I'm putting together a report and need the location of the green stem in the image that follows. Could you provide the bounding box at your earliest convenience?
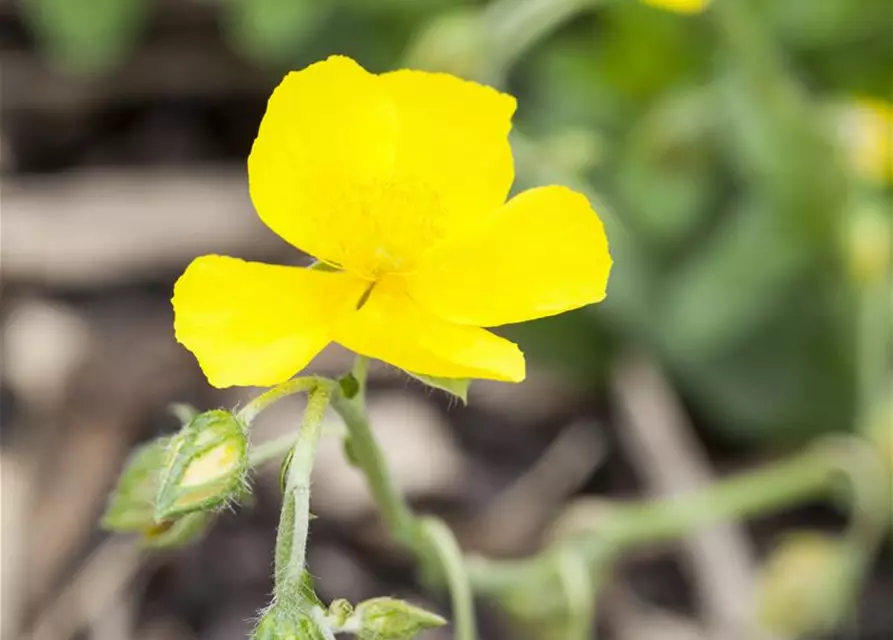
[326,356,883,634]
[599,444,832,549]
[556,548,595,640]
[274,382,333,596]
[420,518,478,640]
[331,359,416,545]
[248,432,299,468]
[468,443,835,595]
[238,376,320,425]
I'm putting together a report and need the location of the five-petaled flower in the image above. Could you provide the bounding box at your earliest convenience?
[172,56,612,388]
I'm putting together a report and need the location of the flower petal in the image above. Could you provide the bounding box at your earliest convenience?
[247,55,400,272]
[333,278,525,382]
[381,69,516,231]
[406,186,612,327]
[248,58,517,277]
[172,255,366,388]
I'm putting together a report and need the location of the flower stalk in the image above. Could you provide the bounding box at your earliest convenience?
[330,357,417,547]
[273,380,333,601]
[239,375,321,425]
[418,517,477,640]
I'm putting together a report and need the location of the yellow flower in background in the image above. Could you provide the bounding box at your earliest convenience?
[639,0,710,14]
[837,98,893,184]
[173,56,612,388]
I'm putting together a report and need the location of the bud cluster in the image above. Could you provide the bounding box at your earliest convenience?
[102,409,249,548]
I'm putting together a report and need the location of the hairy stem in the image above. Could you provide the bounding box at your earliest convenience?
[556,548,595,640]
[238,376,321,425]
[330,358,416,546]
[273,382,332,597]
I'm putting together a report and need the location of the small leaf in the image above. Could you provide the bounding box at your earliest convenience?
[350,597,447,640]
[326,599,354,628]
[338,373,360,399]
[279,447,295,494]
[404,371,470,404]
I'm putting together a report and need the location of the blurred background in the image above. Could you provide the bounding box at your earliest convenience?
[1,0,891,638]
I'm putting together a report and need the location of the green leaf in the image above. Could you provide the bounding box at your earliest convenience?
[404,371,470,404]
[279,447,295,494]
[338,373,361,399]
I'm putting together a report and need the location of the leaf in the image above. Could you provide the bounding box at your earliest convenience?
[338,373,361,399]
[404,371,470,404]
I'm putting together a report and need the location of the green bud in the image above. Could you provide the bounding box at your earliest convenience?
[757,532,856,637]
[326,599,354,629]
[141,511,212,549]
[101,437,170,532]
[253,604,330,640]
[350,597,447,640]
[155,410,248,521]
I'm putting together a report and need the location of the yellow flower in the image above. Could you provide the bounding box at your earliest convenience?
[172,56,612,388]
[837,98,893,184]
[639,0,710,14]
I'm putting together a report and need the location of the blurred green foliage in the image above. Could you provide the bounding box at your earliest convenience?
[22,0,892,447]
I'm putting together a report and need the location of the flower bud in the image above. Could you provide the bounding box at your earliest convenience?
[155,410,248,521]
[326,599,354,629]
[350,597,446,640]
[757,532,855,636]
[101,437,170,532]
